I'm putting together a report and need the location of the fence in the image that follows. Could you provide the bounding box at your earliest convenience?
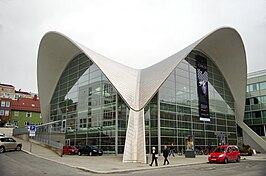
[13,127,64,149]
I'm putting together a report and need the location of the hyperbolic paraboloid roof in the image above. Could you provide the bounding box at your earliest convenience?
[37,27,247,124]
[37,27,266,153]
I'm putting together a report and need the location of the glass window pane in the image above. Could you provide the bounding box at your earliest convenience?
[259,82,266,90]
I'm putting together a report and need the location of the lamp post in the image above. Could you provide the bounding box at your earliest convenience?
[98,126,102,148]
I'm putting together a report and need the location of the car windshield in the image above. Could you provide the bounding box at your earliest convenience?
[90,146,98,149]
[213,147,226,153]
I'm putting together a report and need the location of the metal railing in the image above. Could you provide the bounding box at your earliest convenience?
[34,136,64,148]
[13,127,28,136]
[13,127,64,149]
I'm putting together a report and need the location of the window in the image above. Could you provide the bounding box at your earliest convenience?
[261,96,266,103]
[14,111,19,116]
[249,83,259,92]
[5,101,10,107]
[1,101,5,107]
[253,97,259,104]
[245,98,250,105]
[250,97,260,105]
[255,111,261,118]
[262,110,266,118]
[5,110,9,116]
[227,147,232,152]
[13,120,18,126]
[259,82,266,90]
[24,121,30,126]
[26,112,32,118]
[232,146,239,151]
[0,110,4,116]
[8,138,16,142]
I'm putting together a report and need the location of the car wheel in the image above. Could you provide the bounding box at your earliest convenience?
[224,158,228,164]
[89,152,92,156]
[236,156,240,162]
[78,151,82,156]
[0,146,5,153]
[16,145,21,151]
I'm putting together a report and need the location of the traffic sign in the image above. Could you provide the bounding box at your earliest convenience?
[29,131,35,137]
[29,125,36,131]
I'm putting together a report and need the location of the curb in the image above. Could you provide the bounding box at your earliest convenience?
[76,162,208,174]
[21,149,207,174]
[21,149,266,174]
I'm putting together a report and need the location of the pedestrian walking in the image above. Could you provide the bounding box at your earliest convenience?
[150,147,158,166]
[169,143,175,157]
[163,145,170,165]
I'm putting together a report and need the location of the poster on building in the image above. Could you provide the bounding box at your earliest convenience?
[196,55,210,122]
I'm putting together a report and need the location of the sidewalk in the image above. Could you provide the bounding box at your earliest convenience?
[14,138,266,174]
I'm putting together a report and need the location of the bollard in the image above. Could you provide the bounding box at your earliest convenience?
[146,155,148,164]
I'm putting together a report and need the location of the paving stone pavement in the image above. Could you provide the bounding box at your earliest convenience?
[13,137,266,174]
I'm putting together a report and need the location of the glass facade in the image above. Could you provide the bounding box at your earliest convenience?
[244,70,266,136]
[36,53,129,154]
[145,51,237,153]
[36,50,237,154]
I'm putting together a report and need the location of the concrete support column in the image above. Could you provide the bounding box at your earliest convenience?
[123,109,146,163]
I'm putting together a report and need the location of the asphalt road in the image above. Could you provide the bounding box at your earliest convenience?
[0,151,87,176]
[0,151,265,176]
[116,159,266,176]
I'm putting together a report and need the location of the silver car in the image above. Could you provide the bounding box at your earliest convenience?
[0,133,5,137]
[0,137,22,153]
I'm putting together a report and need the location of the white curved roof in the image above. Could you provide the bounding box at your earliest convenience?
[38,27,266,152]
[38,27,247,123]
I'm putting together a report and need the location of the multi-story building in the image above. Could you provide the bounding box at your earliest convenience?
[0,83,15,100]
[15,89,35,100]
[0,83,15,126]
[10,96,42,128]
[244,69,266,140]
[0,83,39,127]
[36,27,266,163]
[0,98,12,127]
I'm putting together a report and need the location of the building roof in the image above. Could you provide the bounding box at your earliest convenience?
[12,97,41,112]
[247,69,266,79]
[37,27,247,122]
[0,83,15,88]
[15,90,31,95]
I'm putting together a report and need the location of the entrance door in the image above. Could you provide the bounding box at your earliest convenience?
[62,120,66,133]
[65,139,70,146]
[217,132,227,145]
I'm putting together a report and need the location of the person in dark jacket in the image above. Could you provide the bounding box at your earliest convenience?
[169,143,175,157]
[163,145,170,165]
[150,147,158,166]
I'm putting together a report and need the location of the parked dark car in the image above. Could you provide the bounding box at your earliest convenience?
[63,145,78,155]
[78,145,103,156]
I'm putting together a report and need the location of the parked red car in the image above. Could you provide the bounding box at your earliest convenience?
[208,145,240,164]
[63,145,78,155]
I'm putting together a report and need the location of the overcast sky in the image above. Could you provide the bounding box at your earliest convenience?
[0,0,265,93]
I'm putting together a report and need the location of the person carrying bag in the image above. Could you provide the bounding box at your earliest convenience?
[150,147,158,166]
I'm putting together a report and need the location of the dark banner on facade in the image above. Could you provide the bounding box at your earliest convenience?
[196,55,210,122]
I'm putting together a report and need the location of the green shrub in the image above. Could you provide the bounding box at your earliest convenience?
[240,144,253,156]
